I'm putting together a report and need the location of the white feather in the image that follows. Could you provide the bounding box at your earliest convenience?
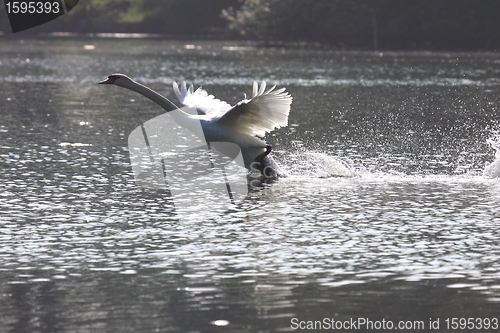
[172,81,231,116]
[217,81,293,137]
[173,81,293,138]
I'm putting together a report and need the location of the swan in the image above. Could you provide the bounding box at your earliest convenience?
[99,74,292,178]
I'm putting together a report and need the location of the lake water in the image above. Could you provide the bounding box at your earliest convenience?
[1,37,500,332]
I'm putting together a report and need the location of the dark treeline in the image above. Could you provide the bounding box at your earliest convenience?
[1,0,499,51]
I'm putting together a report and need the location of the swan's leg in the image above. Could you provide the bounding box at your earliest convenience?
[254,145,273,177]
[255,145,272,164]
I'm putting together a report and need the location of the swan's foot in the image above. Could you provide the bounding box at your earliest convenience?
[255,145,272,164]
[253,145,275,179]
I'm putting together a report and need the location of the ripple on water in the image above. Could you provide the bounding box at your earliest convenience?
[2,139,500,294]
[1,51,500,299]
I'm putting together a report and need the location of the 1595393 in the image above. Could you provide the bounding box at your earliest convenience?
[5,1,60,14]
[445,318,499,330]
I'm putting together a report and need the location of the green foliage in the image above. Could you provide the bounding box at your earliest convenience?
[1,0,499,50]
[222,0,376,43]
[221,0,500,50]
[222,0,273,36]
[113,0,173,23]
[66,0,237,35]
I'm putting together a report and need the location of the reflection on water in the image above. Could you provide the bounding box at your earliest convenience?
[1,38,500,332]
[1,272,499,332]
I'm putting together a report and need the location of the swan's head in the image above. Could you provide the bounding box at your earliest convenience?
[99,74,134,87]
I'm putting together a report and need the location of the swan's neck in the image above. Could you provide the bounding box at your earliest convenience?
[121,80,206,140]
[123,80,179,112]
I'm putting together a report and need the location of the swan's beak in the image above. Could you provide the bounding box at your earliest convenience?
[98,78,113,84]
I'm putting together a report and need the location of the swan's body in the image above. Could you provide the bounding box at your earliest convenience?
[99,74,292,178]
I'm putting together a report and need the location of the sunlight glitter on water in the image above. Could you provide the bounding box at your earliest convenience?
[2,39,500,332]
[4,143,500,289]
[1,89,500,291]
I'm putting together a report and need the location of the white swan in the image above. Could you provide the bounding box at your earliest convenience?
[99,74,292,178]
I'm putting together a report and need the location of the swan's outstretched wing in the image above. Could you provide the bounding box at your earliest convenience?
[173,82,231,116]
[217,81,292,137]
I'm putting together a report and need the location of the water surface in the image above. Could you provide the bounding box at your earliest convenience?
[1,38,500,332]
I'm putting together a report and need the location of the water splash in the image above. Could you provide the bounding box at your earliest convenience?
[275,150,357,178]
[483,134,500,178]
